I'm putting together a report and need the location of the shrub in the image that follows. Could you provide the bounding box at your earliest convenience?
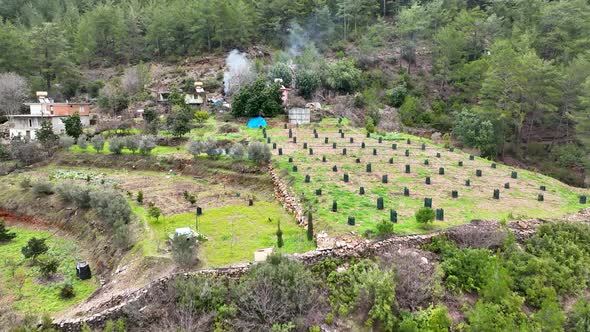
[173,274,228,314]
[231,79,284,117]
[375,220,394,237]
[125,136,139,154]
[248,142,271,164]
[138,135,157,155]
[32,181,54,195]
[166,105,193,137]
[147,203,161,221]
[38,255,60,278]
[219,123,240,133]
[59,136,75,148]
[10,139,48,165]
[567,297,590,331]
[268,62,293,87]
[296,69,321,100]
[113,218,131,249]
[91,135,106,153]
[365,116,375,134]
[415,207,435,226]
[229,143,246,159]
[0,220,16,241]
[19,177,31,189]
[194,111,210,124]
[399,96,420,127]
[233,254,320,330]
[60,283,76,299]
[137,190,144,204]
[387,85,407,108]
[171,233,197,267]
[22,237,48,260]
[109,137,126,154]
[56,183,92,208]
[324,58,362,93]
[89,189,132,225]
[78,134,88,149]
[187,139,205,158]
[327,259,398,330]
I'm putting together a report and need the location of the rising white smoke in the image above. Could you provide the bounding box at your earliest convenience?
[223,50,255,96]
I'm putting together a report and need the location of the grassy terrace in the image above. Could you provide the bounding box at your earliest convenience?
[7,163,314,269]
[269,118,589,236]
[0,227,98,315]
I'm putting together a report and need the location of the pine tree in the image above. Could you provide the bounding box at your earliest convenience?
[0,220,16,242]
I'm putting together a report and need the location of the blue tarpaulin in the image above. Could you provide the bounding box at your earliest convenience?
[247,116,267,128]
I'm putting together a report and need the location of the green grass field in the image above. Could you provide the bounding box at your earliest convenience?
[133,201,314,267]
[267,118,589,236]
[0,227,98,315]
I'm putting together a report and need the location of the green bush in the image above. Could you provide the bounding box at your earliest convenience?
[0,220,16,241]
[138,135,156,155]
[297,69,321,100]
[59,136,75,149]
[173,274,228,313]
[415,207,435,226]
[399,96,419,126]
[56,182,92,208]
[32,181,54,196]
[89,189,132,225]
[327,259,398,331]
[232,79,284,118]
[229,143,246,159]
[365,116,376,134]
[194,110,210,124]
[171,233,197,267]
[91,135,106,152]
[324,58,362,93]
[248,142,271,164]
[22,237,49,260]
[387,85,408,108]
[567,297,590,331]
[37,255,60,278]
[60,283,76,299]
[375,220,394,237]
[125,135,139,153]
[268,62,292,87]
[109,137,126,154]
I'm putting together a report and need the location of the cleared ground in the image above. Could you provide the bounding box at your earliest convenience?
[268,118,589,235]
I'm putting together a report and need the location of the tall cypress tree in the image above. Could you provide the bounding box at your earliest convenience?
[307,211,314,241]
[276,220,284,248]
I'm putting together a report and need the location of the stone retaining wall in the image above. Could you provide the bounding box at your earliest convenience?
[269,165,305,225]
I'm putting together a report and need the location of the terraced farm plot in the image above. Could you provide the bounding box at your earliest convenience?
[269,118,589,236]
[17,166,313,267]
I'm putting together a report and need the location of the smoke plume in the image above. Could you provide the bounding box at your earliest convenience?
[223,50,255,96]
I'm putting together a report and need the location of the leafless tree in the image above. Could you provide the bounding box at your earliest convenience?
[0,72,29,117]
[122,63,150,96]
[381,250,441,311]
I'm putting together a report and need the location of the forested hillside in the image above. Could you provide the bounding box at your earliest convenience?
[0,0,589,186]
